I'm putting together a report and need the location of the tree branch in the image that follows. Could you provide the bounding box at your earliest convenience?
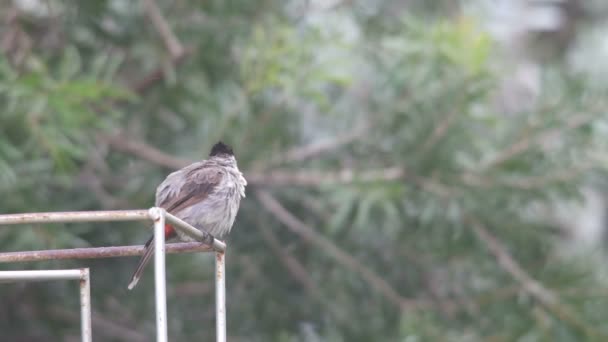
[86,130,607,325]
[132,0,191,93]
[255,189,418,312]
[130,52,189,94]
[142,0,183,59]
[263,123,367,168]
[256,223,320,299]
[99,133,190,169]
[482,114,593,170]
[468,216,606,338]
[468,217,557,305]
[101,132,410,186]
[247,167,406,186]
[461,161,594,190]
[420,110,458,153]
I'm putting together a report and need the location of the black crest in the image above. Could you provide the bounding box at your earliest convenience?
[209,141,234,157]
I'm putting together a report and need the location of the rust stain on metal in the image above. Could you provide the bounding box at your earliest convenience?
[0,242,215,263]
[80,268,88,282]
[216,253,224,280]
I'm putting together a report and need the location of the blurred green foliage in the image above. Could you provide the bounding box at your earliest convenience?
[1,1,608,341]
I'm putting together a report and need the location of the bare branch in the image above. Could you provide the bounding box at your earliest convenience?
[256,223,320,298]
[255,189,418,312]
[142,0,184,59]
[132,0,191,93]
[468,217,607,338]
[101,133,411,186]
[2,8,33,68]
[99,133,190,169]
[469,217,557,305]
[130,50,190,94]
[264,123,367,167]
[247,167,406,186]
[103,112,592,191]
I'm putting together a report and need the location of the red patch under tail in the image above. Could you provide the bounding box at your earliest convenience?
[165,223,176,239]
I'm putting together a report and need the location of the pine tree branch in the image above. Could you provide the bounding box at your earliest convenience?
[255,189,419,312]
[254,223,354,322]
[468,216,607,339]
[461,161,594,189]
[102,129,594,192]
[455,113,597,192]
[102,130,602,332]
[420,110,458,153]
[481,114,593,170]
[468,217,558,305]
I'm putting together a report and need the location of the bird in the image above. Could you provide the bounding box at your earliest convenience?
[127,141,246,290]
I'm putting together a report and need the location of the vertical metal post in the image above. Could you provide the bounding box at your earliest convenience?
[150,207,168,342]
[79,268,92,342]
[215,251,226,342]
[0,269,93,342]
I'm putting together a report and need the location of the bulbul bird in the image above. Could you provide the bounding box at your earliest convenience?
[127,141,246,290]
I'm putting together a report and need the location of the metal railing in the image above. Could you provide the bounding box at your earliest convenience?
[0,208,226,342]
[0,268,92,341]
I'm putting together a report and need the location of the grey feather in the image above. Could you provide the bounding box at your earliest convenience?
[155,155,246,239]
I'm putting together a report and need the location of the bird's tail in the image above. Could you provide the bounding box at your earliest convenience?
[127,235,155,290]
[127,224,176,290]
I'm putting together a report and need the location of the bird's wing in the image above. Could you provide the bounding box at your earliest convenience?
[155,162,223,214]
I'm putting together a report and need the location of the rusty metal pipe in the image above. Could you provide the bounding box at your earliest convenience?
[0,242,214,263]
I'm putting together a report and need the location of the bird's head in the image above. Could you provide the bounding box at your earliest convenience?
[209,141,234,157]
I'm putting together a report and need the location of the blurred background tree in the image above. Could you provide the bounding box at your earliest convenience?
[2,0,608,341]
